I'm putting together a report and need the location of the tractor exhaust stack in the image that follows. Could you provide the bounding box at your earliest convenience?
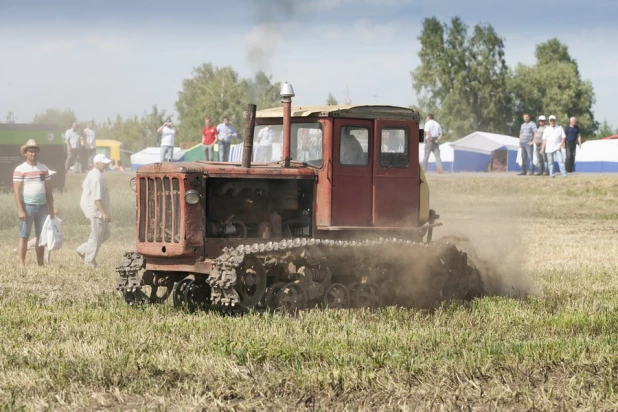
[242,104,257,168]
[280,82,295,168]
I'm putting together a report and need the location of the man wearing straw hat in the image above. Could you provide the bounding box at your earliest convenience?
[12,139,55,267]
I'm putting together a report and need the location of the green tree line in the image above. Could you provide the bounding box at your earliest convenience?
[412,17,600,141]
[27,17,614,150]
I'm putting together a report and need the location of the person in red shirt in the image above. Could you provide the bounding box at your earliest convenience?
[202,117,218,161]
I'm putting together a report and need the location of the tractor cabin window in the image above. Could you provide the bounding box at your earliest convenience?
[340,126,369,166]
[253,123,323,168]
[380,127,409,168]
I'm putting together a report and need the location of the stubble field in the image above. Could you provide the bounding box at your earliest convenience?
[1,171,618,411]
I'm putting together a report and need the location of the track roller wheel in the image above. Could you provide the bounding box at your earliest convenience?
[183,279,212,312]
[276,283,307,313]
[323,283,350,309]
[263,282,286,311]
[236,256,267,309]
[351,283,381,309]
[172,278,193,308]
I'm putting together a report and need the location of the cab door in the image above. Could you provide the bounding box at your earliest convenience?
[331,119,373,226]
[372,120,420,226]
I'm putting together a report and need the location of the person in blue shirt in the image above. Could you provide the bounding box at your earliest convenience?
[216,117,238,162]
[518,113,537,175]
[564,117,582,173]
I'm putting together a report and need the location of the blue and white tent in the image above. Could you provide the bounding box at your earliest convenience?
[130,147,186,170]
[575,140,618,172]
[451,132,521,172]
[419,142,454,172]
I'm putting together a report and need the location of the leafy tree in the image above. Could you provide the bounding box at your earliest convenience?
[326,93,338,106]
[32,108,78,131]
[510,39,596,136]
[176,63,249,145]
[411,17,512,140]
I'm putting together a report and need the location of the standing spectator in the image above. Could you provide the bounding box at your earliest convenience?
[421,113,444,174]
[202,117,218,161]
[83,120,97,169]
[256,125,275,162]
[564,117,582,173]
[533,115,548,175]
[518,113,537,175]
[13,139,55,268]
[157,119,178,162]
[77,154,112,267]
[64,122,81,172]
[540,115,567,178]
[216,116,237,162]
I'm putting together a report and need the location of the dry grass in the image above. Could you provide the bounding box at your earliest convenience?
[1,171,618,411]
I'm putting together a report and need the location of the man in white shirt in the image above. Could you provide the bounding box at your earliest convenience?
[157,119,178,162]
[256,125,275,162]
[83,121,96,169]
[64,122,81,172]
[421,113,444,173]
[540,115,567,178]
[77,154,112,267]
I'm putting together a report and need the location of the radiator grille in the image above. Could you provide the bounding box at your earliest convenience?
[138,177,181,243]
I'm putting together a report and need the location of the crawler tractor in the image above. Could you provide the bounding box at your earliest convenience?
[116,83,483,312]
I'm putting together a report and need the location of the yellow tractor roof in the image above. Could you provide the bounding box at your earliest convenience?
[256,105,420,121]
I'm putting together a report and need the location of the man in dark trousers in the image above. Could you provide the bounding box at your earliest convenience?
[564,117,582,173]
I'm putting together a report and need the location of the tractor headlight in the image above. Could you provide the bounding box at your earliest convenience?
[130,177,137,193]
[184,190,201,205]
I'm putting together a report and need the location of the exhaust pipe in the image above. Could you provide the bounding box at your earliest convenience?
[242,104,257,168]
[280,82,295,168]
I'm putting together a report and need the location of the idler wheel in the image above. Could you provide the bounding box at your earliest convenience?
[323,283,350,309]
[276,283,307,313]
[172,278,193,308]
[183,279,212,312]
[351,283,382,309]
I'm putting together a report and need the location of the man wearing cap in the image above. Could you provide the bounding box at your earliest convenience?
[518,113,537,175]
[540,115,567,178]
[65,122,81,172]
[157,119,178,162]
[13,139,55,267]
[533,115,548,175]
[77,153,112,267]
[564,117,582,173]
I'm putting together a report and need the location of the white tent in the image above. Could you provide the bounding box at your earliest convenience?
[419,142,454,172]
[450,132,521,172]
[131,147,186,170]
[575,140,618,172]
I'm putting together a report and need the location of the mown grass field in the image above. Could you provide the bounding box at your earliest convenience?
[1,171,618,411]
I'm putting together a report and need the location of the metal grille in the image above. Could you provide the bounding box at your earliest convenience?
[138,177,181,244]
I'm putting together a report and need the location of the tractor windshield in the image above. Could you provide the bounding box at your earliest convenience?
[253,122,323,168]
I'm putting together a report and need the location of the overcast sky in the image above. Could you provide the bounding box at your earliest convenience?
[1,0,617,131]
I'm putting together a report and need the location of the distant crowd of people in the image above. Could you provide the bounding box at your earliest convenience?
[420,112,582,177]
[64,121,124,172]
[157,116,239,162]
[519,113,581,178]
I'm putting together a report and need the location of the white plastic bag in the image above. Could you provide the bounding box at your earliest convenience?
[39,216,63,251]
